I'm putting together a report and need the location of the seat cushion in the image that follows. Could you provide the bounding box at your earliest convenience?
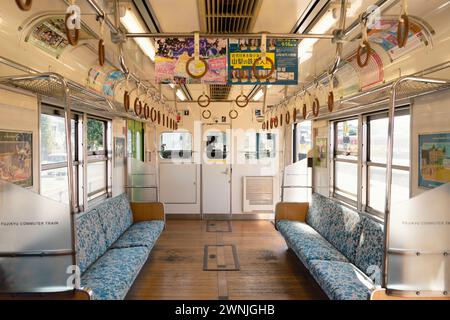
[354,216,384,285]
[309,260,375,300]
[81,246,148,300]
[306,193,363,262]
[76,209,107,274]
[96,194,134,247]
[277,220,348,268]
[111,220,164,250]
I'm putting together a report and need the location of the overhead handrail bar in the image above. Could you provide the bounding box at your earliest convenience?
[125,32,335,39]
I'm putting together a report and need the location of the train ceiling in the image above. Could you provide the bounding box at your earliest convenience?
[122,0,445,107]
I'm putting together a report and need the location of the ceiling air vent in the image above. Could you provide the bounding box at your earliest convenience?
[198,0,262,100]
[199,0,262,34]
[210,84,231,100]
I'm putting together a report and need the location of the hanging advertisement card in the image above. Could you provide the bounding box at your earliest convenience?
[227,38,298,85]
[155,38,227,84]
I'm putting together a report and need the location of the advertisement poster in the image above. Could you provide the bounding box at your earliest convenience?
[228,38,298,85]
[155,38,227,84]
[0,131,33,187]
[27,17,92,58]
[419,133,450,188]
[346,49,384,90]
[314,137,327,168]
[368,18,428,61]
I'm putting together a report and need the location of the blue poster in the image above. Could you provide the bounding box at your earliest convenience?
[227,38,298,85]
[418,133,450,188]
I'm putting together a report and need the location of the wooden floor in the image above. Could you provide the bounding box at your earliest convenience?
[126,220,327,300]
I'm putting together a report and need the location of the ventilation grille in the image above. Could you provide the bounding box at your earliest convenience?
[201,0,262,34]
[210,84,232,100]
[243,176,275,212]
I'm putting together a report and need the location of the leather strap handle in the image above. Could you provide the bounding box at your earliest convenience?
[15,0,32,11]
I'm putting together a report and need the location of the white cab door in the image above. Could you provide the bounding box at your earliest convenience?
[202,124,231,215]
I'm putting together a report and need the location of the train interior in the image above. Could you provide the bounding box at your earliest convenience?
[0,0,449,303]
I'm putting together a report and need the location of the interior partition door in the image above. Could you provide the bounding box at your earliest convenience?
[202,124,231,216]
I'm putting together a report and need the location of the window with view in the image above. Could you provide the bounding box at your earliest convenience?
[160,132,193,159]
[333,119,359,202]
[365,110,410,214]
[40,110,80,209]
[87,118,108,201]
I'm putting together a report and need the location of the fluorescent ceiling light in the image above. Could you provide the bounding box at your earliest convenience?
[120,8,156,61]
[253,89,264,101]
[298,9,338,64]
[176,89,186,101]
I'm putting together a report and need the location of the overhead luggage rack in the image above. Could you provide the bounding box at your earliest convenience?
[310,62,450,120]
[337,77,450,110]
[0,73,149,120]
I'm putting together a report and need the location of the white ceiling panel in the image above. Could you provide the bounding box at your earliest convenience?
[252,0,311,33]
[148,0,200,32]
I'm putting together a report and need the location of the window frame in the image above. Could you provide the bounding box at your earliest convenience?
[159,131,193,160]
[86,116,110,202]
[40,106,112,211]
[362,107,411,217]
[329,105,411,220]
[40,106,81,211]
[331,117,359,206]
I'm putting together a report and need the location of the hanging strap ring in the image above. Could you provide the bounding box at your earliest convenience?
[279,113,283,127]
[397,14,409,48]
[356,41,371,68]
[285,110,291,125]
[327,91,334,112]
[157,110,161,124]
[229,109,238,120]
[273,116,278,128]
[197,94,211,108]
[65,11,80,46]
[98,39,105,66]
[134,98,143,116]
[143,103,150,119]
[202,109,211,120]
[186,57,209,79]
[312,97,320,117]
[252,56,275,80]
[262,122,266,130]
[123,91,130,112]
[150,107,157,122]
[15,0,32,11]
[235,94,249,108]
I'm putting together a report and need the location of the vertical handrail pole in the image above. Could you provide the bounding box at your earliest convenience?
[60,75,77,270]
[382,80,397,289]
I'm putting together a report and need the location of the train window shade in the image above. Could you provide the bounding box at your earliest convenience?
[365,110,411,216]
[333,119,359,203]
[160,132,193,160]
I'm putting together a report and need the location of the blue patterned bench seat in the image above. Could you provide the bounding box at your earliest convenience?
[275,193,384,300]
[75,194,165,300]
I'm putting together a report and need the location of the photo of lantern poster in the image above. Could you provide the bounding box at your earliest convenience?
[155,38,228,84]
[228,38,298,85]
